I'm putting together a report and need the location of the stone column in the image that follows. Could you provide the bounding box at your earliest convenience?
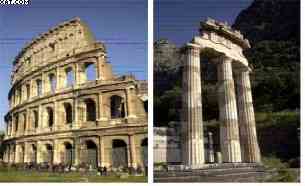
[98,94,107,122]
[235,69,261,163]
[126,87,137,118]
[207,132,215,163]
[129,135,138,168]
[181,44,205,168]
[100,136,106,167]
[217,56,242,163]
[73,138,81,166]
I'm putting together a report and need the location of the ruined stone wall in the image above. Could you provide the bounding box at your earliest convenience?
[3,18,147,169]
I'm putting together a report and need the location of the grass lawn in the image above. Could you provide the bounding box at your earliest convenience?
[0,169,147,182]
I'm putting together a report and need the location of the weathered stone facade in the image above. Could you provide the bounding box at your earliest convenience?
[181,18,261,169]
[2,17,147,169]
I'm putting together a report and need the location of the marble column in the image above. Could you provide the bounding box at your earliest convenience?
[217,56,242,163]
[235,68,261,163]
[181,44,205,168]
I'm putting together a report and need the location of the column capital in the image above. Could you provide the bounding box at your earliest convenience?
[182,43,201,54]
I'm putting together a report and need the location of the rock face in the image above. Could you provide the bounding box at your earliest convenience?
[153,39,183,126]
[233,0,300,44]
[233,0,300,112]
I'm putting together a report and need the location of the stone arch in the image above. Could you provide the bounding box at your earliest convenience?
[48,73,56,93]
[44,107,54,128]
[143,100,148,113]
[32,110,39,129]
[65,67,74,87]
[43,143,54,164]
[112,139,128,168]
[30,144,37,163]
[20,144,25,163]
[84,98,96,121]
[110,95,125,119]
[26,83,30,99]
[22,113,27,132]
[63,141,73,165]
[63,102,73,124]
[84,62,96,81]
[36,79,42,96]
[141,138,148,167]
[82,140,98,168]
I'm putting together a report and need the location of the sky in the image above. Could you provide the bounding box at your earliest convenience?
[154,0,253,46]
[0,0,147,130]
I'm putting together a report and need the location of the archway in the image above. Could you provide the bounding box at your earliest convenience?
[64,103,73,124]
[45,144,53,164]
[31,144,37,163]
[85,140,98,168]
[85,63,96,81]
[64,142,73,165]
[110,95,125,119]
[46,107,54,128]
[112,139,128,168]
[141,138,148,167]
[84,99,96,121]
[20,145,25,163]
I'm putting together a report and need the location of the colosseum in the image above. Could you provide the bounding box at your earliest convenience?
[1,17,148,170]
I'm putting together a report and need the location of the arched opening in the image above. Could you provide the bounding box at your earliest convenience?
[64,103,73,124]
[20,145,25,163]
[64,142,73,166]
[23,113,26,131]
[36,79,42,96]
[85,140,98,168]
[85,63,96,81]
[31,144,37,163]
[110,95,125,119]
[26,84,30,99]
[112,139,128,168]
[144,100,148,113]
[141,138,148,167]
[65,67,74,87]
[49,73,56,93]
[46,107,54,128]
[33,110,39,129]
[85,99,96,121]
[45,144,53,164]
[15,115,19,132]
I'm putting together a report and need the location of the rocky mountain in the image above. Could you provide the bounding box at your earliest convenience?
[233,0,300,111]
[233,0,300,44]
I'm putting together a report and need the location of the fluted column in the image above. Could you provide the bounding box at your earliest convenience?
[217,56,241,163]
[235,69,261,163]
[181,44,205,168]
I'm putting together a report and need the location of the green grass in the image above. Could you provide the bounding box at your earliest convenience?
[262,156,299,182]
[0,169,147,182]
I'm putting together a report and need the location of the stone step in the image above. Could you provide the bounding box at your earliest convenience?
[154,165,266,182]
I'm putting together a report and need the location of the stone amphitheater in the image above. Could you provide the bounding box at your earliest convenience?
[1,17,148,170]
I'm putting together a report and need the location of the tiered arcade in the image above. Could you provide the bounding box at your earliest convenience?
[2,18,148,169]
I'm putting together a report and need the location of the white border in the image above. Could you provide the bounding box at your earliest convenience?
[148,0,154,184]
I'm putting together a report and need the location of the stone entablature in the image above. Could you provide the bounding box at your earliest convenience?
[3,18,147,169]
